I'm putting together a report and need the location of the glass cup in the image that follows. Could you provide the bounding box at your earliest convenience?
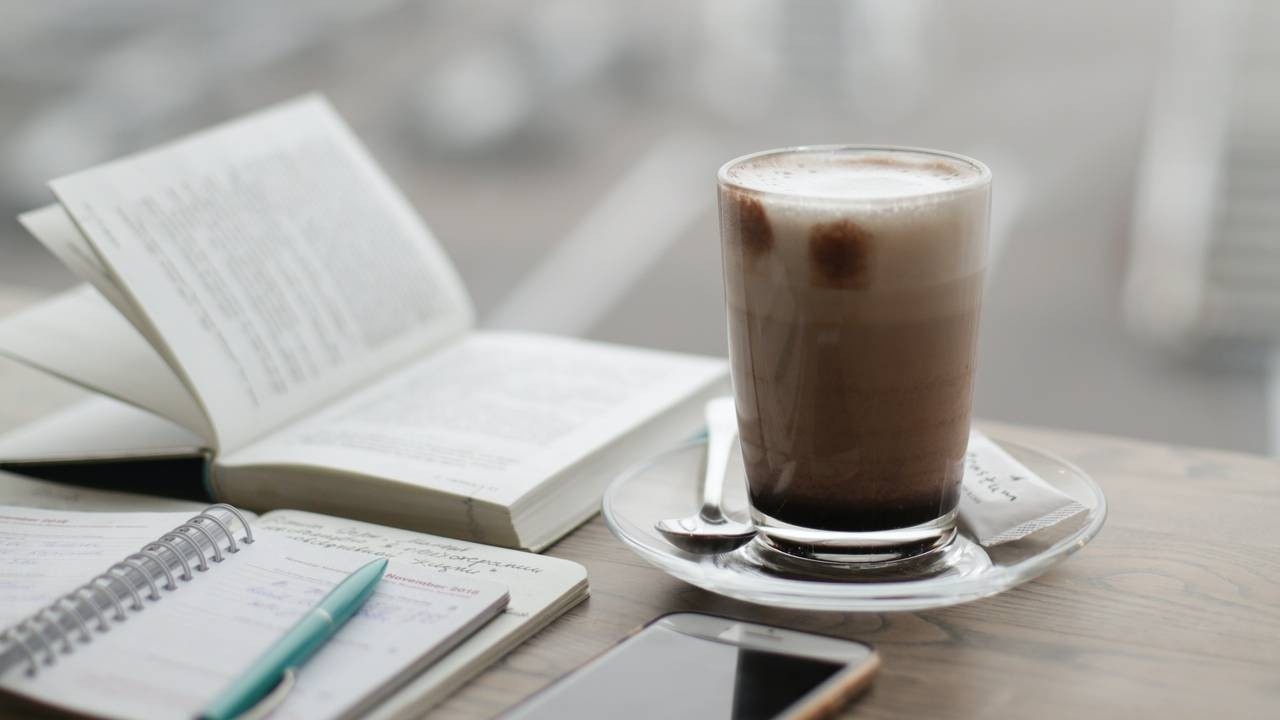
[717,145,991,567]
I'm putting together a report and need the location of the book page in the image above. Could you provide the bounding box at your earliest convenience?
[0,396,205,461]
[255,509,588,719]
[18,205,143,328]
[0,286,212,441]
[0,507,508,720]
[222,331,728,506]
[48,96,474,452]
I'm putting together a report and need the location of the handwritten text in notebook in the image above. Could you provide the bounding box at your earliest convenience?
[0,506,507,720]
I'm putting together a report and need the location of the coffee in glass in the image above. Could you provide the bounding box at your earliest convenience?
[718,146,990,566]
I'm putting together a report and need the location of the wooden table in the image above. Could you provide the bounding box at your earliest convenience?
[433,426,1280,720]
[1,292,1277,719]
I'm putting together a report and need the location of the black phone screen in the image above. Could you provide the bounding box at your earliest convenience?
[504,625,847,720]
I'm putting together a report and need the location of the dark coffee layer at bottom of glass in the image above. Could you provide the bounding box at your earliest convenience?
[747,484,960,532]
[750,508,958,566]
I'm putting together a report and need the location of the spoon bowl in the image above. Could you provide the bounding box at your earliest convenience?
[655,398,756,553]
[655,514,756,554]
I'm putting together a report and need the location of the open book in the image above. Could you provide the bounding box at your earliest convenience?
[0,474,588,720]
[0,95,727,551]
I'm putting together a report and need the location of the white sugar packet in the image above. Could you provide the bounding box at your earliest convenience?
[958,430,1087,546]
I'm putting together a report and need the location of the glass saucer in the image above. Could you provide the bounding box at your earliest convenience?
[602,436,1107,612]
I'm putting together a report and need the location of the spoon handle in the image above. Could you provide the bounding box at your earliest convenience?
[699,398,738,523]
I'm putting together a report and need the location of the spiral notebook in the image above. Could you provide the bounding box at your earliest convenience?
[0,504,509,720]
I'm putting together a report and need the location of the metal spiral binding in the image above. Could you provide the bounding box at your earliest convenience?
[0,504,255,676]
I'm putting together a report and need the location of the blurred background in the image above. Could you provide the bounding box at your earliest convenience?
[1,0,1277,454]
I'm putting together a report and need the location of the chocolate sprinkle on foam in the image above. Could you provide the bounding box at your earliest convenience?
[733,193,774,258]
[808,219,871,289]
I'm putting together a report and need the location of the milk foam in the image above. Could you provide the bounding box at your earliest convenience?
[720,149,989,292]
[723,148,986,202]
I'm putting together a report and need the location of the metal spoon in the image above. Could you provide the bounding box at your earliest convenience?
[656,397,756,553]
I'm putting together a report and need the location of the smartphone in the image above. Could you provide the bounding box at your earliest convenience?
[502,613,879,720]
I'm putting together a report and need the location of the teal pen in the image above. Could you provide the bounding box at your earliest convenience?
[199,557,388,720]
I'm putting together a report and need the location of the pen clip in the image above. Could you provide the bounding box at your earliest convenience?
[237,668,296,720]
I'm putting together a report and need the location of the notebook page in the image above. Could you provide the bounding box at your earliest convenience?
[48,95,474,452]
[256,510,589,718]
[0,507,194,629]
[0,519,507,720]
